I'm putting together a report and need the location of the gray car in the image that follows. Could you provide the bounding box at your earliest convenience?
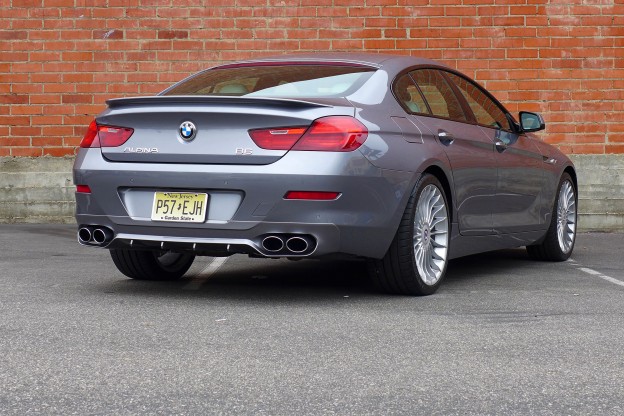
[73,53,577,295]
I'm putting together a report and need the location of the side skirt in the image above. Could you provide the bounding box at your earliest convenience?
[448,223,547,260]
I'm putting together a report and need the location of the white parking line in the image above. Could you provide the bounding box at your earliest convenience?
[578,267,624,288]
[183,257,229,290]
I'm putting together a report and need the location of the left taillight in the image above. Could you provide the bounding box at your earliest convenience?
[80,120,99,148]
[79,119,134,148]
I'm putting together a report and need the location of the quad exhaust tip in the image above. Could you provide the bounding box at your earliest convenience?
[78,227,92,244]
[93,228,113,245]
[286,236,309,253]
[261,236,285,252]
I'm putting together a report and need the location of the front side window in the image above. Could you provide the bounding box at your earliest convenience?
[445,72,510,130]
[162,65,376,98]
[409,69,468,123]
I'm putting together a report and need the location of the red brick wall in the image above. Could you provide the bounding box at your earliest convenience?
[1,0,623,157]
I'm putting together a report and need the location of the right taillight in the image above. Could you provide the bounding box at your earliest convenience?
[248,126,308,150]
[79,119,134,148]
[248,116,368,152]
[293,116,368,152]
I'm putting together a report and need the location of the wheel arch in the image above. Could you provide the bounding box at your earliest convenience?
[371,162,454,261]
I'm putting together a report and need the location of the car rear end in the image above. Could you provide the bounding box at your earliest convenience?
[73,61,411,259]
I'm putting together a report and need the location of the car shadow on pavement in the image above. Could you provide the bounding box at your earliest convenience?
[445,248,535,281]
[94,248,537,301]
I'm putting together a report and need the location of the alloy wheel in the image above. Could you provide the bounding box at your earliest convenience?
[557,180,576,254]
[413,184,449,285]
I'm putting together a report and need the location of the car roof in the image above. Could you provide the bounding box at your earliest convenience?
[214,52,450,72]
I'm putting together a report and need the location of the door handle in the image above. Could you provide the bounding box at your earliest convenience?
[438,130,454,146]
[495,141,508,153]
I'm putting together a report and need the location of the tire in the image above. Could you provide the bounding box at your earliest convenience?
[110,249,195,281]
[368,174,450,296]
[526,172,577,261]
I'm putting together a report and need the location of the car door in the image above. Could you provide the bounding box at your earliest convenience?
[397,69,497,236]
[445,72,545,233]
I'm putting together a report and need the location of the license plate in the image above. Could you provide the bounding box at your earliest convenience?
[151,192,208,223]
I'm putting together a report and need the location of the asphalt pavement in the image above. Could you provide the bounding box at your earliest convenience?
[0,224,623,415]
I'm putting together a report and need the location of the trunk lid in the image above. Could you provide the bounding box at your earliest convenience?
[98,96,355,165]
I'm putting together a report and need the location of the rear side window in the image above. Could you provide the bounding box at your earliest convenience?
[162,65,376,98]
[393,74,430,115]
[409,69,468,123]
[445,72,510,130]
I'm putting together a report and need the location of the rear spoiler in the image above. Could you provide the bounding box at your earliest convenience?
[106,95,333,109]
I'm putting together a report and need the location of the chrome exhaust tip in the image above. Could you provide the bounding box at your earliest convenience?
[286,236,309,254]
[92,228,113,245]
[262,236,285,252]
[78,227,92,244]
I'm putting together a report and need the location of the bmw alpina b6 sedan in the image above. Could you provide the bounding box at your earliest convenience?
[74,53,577,295]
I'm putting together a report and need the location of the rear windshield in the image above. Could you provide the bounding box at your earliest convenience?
[162,64,376,98]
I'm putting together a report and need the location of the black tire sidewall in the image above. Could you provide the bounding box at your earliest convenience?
[110,249,195,280]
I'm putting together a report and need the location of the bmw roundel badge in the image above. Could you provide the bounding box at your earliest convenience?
[179,121,197,141]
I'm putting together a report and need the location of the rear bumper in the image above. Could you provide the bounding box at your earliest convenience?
[76,221,339,258]
[74,148,415,258]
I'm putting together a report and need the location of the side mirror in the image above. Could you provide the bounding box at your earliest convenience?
[519,111,545,133]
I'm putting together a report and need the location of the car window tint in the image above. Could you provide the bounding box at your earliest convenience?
[163,65,376,98]
[410,69,468,122]
[445,72,510,130]
[393,74,430,115]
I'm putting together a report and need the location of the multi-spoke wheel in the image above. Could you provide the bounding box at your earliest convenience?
[413,184,449,286]
[368,174,450,295]
[556,180,576,254]
[527,172,577,261]
[110,249,195,280]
